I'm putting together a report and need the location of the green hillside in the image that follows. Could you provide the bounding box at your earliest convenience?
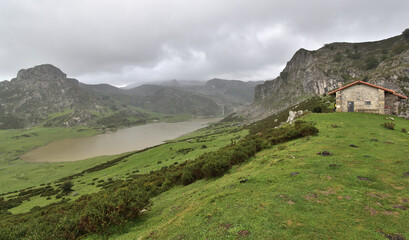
[1,112,409,239]
[99,113,409,239]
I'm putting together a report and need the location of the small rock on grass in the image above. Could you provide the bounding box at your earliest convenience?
[357,176,373,182]
[394,205,407,210]
[383,233,406,240]
[239,178,248,183]
[329,164,341,168]
[317,151,331,156]
[290,172,299,176]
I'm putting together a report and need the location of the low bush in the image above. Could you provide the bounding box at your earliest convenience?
[381,122,395,130]
[312,106,323,113]
[365,56,379,70]
[78,186,149,234]
[202,155,231,178]
[0,184,151,239]
[60,181,74,193]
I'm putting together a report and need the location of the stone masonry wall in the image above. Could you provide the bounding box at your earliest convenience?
[385,94,399,115]
[335,84,384,114]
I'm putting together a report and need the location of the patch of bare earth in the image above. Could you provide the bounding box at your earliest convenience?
[238,230,250,237]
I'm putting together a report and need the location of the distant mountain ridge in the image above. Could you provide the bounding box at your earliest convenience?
[0,65,260,129]
[79,78,261,118]
[245,30,409,121]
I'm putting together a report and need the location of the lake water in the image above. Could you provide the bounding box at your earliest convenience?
[21,118,219,162]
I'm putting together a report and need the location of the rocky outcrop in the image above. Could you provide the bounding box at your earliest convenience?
[250,32,409,120]
[286,110,305,124]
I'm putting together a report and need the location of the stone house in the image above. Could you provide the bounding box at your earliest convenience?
[328,81,407,115]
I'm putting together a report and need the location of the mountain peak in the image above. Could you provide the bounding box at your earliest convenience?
[16,64,67,82]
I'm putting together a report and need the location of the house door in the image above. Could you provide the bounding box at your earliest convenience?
[347,101,354,112]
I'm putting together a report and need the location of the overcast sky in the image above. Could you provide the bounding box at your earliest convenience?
[0,0,408,87]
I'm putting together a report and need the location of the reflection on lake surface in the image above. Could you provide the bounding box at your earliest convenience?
[22,118,219,162]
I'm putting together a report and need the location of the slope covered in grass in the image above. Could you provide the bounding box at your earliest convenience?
[104,113,409,239]
[0,114,317,239]
[0,122,246,220]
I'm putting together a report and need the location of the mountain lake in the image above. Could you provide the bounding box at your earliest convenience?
[21,118,220,162]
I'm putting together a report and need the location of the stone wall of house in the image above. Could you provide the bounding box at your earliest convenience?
[385,94,399,115]
[335,84,384,114]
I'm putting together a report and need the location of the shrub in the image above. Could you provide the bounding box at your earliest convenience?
[78,186,150,234]
[241,141,258,157]
[347,52,361,59]
[202,156,230,178]
[333,52,342,62]
[365,56,379,70]
[181,161,204,185]
[381,122,395,130]
[312,106,322,113]
[297,123,320,136]
[60,181,73,193]
[399,76,409,82]
[393,45,408,55]
[230,150,248,164]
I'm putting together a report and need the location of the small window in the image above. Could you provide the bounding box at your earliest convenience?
[365,101,371,105]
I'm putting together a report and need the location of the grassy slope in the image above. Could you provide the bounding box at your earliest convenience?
[0,116,217,195]
[104,113,409,239]
[0,127,103,193]
[3,122,246,215]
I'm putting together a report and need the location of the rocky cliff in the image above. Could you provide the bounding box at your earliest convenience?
[249,30,409,121]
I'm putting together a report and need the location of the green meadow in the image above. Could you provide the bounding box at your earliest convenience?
[96,113,409,239]
[0,127,103,193]
[1,112,409,239]
[0,121,246,216]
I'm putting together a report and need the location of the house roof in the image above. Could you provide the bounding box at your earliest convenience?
[328,81,407,99]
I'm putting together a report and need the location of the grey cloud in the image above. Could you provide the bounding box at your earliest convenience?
[0,0,408,86]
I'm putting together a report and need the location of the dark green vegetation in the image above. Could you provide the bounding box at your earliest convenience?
[248,95,335,134]
[0,114,318,239]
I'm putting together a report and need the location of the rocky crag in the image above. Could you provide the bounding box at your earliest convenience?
[0,64,145,129]
[247,29,409,121]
